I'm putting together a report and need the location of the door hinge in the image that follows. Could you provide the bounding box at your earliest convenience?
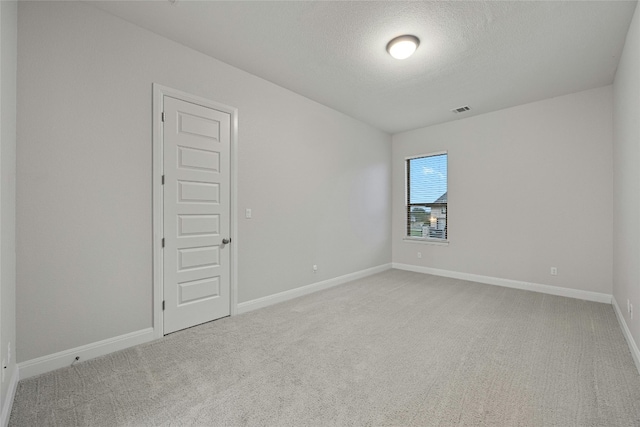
[161,175,164,185]
[161,112,165,122]
[162,238,165,248]
[162,300,165,311]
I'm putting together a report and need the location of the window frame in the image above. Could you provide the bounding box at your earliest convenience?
[404,151,449,244]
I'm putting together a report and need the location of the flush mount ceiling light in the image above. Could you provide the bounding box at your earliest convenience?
[386,35,420,60]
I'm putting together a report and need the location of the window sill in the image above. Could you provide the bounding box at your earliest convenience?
[403,237,449,246]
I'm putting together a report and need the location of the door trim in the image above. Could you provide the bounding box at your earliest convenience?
[152,83,238,339]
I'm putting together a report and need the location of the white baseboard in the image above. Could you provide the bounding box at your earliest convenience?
[1,367,19,427]
[237,263,392,314]
[16,264,393,379]
[392,263,612,304]
[612,296,640,375]
[18,327,155,380]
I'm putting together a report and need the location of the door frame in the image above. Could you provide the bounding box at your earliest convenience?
[152,83,238,339]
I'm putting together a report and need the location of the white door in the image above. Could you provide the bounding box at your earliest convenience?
[163,96,231,334]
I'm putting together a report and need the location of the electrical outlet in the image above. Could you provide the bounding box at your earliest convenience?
[550,267,557,276]
[628,299,631,314]
[417,252,422,259]
[7,342,10,365]
[245,208,252,219]
[2,359,5,383]
[313,265,318,273]
[631,303,634,320]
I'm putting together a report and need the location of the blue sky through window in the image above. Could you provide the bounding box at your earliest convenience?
[409,154,447,204]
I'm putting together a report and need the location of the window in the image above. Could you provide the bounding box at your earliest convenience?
[406,152,448,240]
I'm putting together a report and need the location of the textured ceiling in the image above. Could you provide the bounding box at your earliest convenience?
[91,0,637,134]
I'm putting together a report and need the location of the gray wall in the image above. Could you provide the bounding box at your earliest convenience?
[16,2,391,362]
[0,0,17,413]
[392,86,613,295]
[613,3,640,351]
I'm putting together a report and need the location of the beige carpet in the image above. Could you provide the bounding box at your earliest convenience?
[9,269,640,426]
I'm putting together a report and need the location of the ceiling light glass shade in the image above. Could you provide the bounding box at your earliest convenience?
[386,35,420,60]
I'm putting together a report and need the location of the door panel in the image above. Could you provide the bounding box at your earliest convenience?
[163,96,231,334]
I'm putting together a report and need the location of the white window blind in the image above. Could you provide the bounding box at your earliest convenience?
[406,153,448,240]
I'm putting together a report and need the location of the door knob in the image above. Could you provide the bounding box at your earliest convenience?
[222,238,231,245]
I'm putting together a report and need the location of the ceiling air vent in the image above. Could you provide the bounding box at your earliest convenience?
[451,105,471,114]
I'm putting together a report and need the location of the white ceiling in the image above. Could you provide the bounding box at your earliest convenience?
[91,0,637,134]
